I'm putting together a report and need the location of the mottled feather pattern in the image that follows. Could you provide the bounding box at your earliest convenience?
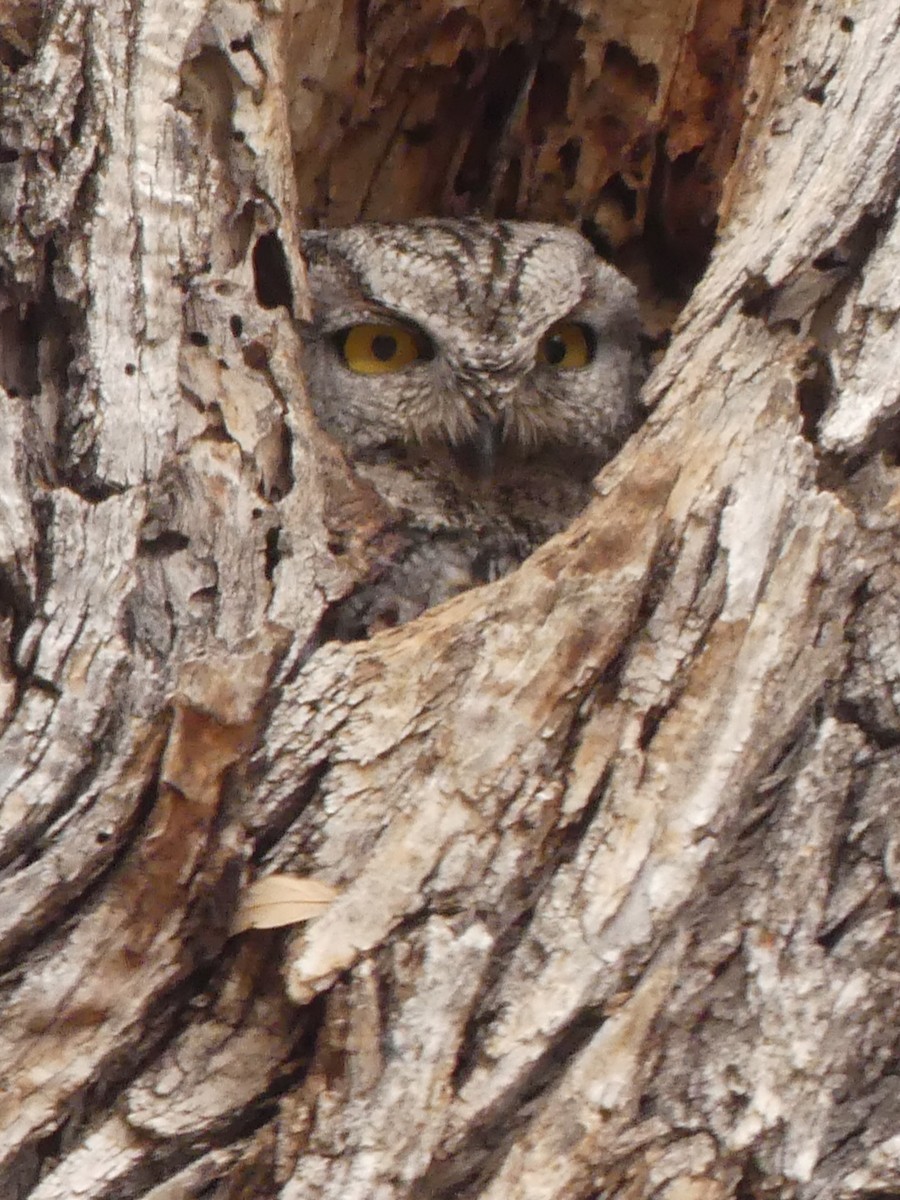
[300,219,644,637]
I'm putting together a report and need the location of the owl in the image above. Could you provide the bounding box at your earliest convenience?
[300,219,644,638]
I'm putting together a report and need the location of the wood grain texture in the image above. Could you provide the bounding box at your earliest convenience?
[0,0,897,1197]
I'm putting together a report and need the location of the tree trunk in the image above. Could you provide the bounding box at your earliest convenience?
[1,1,898,1198]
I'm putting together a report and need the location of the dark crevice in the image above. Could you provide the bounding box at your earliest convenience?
[602,40,660,103]
[557,137,580,187]
[66,476,126,503]
[13,958,324,1200]
[247,758,332,864]
[693,488,731,601]
[635,522,680,628]
[0,302,40,398]
[452,43,533,205]
[812,248,850,271]
[830,410,900,479]
[0,717,112,875]
[54,361,130,501]
[818,1111,886,1181]
[252,232,293,312]
[832,698,900,752]
[403,121,436,147]
[814,406,900,494]
[524,6,585,148]
[811,209,886,308]
[137,529,190,558]
[816,897,867,952]
[23,488,54,621]
[258,421,294,501]
[196,410,232,445]
[734,1154,768,1200]
[1,675,321,1182]
[644,135,711,296]
[189,585,219,604]
[0,729,168,971]
[263,525,282,580]
[242,339,269,372]
[276,624,326,687]
[735,788,783,842]
[493,156,522,219]
[0,567,34,696]
[638,703,667,750]
[0,41,30,71]
[448,762,614,1096]
[739,273,779,319]
[597,171,638,220]
[708,939,744,982]
[21,678,63,708]
[731,718,822,850]
[579,216,615,261]
[815,746,893,952]
[527,57,573,134]
[796,346,836,443]
[417,1002,607,1200]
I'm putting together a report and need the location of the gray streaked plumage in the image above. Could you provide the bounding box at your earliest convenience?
[300,219,644,637]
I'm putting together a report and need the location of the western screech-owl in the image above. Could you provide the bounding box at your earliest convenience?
[300,219,644,637]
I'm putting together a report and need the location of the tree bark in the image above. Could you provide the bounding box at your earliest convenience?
[1,2,898,1199]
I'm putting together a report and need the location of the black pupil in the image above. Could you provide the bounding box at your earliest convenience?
[372,333,398,361]
[544,334,567,365]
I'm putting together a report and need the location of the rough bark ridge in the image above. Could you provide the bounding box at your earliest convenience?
[0,1,898,1199]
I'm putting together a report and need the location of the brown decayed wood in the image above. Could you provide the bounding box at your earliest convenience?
[287,0,762,301]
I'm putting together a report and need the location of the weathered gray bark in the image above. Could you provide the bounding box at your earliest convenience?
[0,1,898,1199]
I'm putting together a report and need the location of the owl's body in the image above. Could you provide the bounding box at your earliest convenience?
[300,220,644,635]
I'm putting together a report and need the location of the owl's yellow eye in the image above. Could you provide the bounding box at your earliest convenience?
[537,321,595,369]
[339,323,425,375]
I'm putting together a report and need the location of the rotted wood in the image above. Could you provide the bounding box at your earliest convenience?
[0,1,897,1198]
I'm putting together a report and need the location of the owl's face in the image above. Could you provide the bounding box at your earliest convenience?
[300,220,643,473]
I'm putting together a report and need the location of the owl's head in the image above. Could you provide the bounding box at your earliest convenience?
[300,219,644,474]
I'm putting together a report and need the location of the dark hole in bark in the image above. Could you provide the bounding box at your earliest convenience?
[602,40,660,103]
[452,43,532,201]
[812,250,848,271]
[558,138,580,187]
[598,172,638,220]
[404,122,435,147]
[264,527,282,580]
[138,530,191,558]
[579,217,614,260]
[796,348,835,442]
[253,232,294,311]
[243,340,269,372]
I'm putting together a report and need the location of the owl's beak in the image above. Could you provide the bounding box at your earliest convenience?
[452,413,502,479]
[474,414,502,476]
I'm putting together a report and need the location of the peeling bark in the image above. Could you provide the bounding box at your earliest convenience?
[0,1,898,1198]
